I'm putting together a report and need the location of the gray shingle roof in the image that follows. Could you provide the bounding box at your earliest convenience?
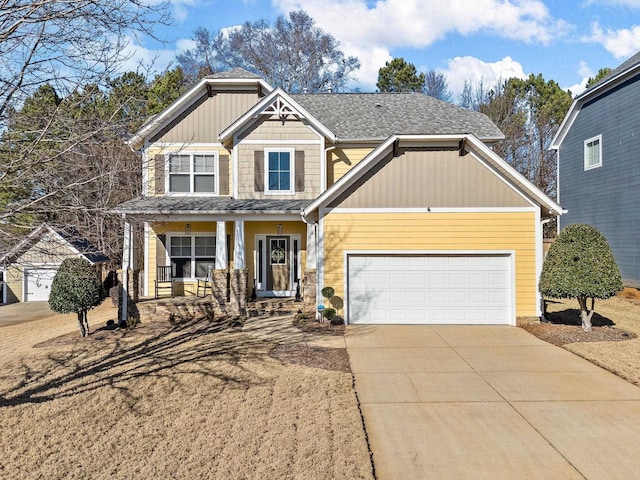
[204,68,263,80]
[580,50,640,97]
[115,197,310,215]
[293,92,504,142]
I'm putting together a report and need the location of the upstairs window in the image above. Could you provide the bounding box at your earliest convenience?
[584,135,602,170]
[265,149,294,194]
[168,153,217,194]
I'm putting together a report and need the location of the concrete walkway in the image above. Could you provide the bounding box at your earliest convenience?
[346,325,640,480]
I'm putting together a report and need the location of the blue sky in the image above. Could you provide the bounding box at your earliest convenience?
[126,0,640,99]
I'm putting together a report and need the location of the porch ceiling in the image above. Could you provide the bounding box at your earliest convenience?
[114,196,311,217]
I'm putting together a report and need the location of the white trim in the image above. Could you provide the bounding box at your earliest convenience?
[254,233,301,297]
[343,250,517,326]
[535,209,543,317]
[234,221,245,270]
[1,266,5,304]
[215,222,227,269]
[317,216,325,310]
[149,142,225,149]
[320,137,327,193]
[135,214,302,222]
[264,147,295,195]
[322,207,539,214]
[303,134,564,220]
[143,223,150,297]
[164,151,220,196]
[129,77,273,150]
[220,88,336,144]
[238,139,321,145]
[142,149,149,196]
[232,138,239,198]
[583,134,602,170]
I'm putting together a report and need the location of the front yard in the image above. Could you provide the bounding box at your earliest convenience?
[0,305,373,479]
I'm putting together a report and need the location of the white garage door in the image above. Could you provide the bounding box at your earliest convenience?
[347,255,512,325]
[25,268,58,302]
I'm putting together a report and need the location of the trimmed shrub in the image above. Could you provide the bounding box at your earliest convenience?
[539,224,623,331]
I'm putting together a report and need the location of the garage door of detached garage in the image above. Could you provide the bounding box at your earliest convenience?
[24,268,58,302]
[347,254,513,325]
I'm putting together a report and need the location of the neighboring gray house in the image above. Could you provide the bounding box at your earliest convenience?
[551,51,640,286]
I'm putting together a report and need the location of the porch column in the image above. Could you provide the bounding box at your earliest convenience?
[215,221,227,270]
[120,221,134,323]
[233,221,245,269]
[306,222,317,269]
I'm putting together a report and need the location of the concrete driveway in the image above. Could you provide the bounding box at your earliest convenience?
[346,325,640,480]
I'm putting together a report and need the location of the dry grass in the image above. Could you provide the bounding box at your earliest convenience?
[0,306,373,480]
[542,290,640,386]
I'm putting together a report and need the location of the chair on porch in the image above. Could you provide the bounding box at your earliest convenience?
[154,265,175,298]
[197,265,213,297]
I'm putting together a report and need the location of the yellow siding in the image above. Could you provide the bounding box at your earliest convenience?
[322,211,538,317]
[328,147,374,186]
[6,265,23,303]
[147,221,307,297]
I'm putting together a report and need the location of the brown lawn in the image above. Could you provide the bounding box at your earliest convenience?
[531,290,640,386]
[0,303,373,480]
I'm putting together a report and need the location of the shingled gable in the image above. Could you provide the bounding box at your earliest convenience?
[128,68,272,151]
[218,87,337,145]
[0,224,109,265]
[302,133,563,220]
[552,51,640,149]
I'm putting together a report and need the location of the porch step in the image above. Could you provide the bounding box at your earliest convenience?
[246,298,302,317]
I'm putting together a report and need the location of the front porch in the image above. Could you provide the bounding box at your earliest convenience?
[135,295,304,324]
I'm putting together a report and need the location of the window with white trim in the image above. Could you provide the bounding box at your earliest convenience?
[167,153,217,194]
[584,135,602,170]
[265,148,294,194]
[169,235,216,278]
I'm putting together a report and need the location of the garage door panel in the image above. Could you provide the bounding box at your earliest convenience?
[25,268,57,302]
[348,255,512,325]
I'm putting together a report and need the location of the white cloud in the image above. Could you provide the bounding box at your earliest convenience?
[584,22,640,59]
[341,43,392,91]
[117,36,178,76]
[274,0,569,48]
[440,56,527,99]
[586,0,640,7]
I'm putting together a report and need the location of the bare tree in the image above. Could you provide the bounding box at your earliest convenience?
[423,70,452,102]
[178,11,360,92]
[0,0,170,259]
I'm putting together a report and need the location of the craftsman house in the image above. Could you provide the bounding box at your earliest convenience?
[552,51,640,286]
[115,68,562,324]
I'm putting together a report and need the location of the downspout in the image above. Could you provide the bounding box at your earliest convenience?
[301,210,320,320]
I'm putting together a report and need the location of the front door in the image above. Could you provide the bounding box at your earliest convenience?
[255,234,301,297]
[267,236,289,292]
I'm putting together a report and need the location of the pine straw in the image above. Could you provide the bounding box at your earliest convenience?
[524,290,640,387]
[0,312,373,480]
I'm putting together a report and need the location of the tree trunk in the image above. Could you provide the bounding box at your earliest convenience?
[77,310,90,337]
[577,296,594,332]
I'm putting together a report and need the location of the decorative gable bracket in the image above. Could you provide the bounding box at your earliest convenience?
[261,96,302,124]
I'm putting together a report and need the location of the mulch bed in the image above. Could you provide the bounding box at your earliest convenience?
[521,301,637,346]
[292,317,346,336]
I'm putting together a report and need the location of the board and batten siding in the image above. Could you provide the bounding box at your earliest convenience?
[236,115,321,200]
[322,212,538,317]
[559,75,640,284]
[151,92,261,144]
[330,148,531,209]
[5,265,23,303]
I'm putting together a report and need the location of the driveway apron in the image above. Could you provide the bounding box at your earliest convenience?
[346,325,640,480]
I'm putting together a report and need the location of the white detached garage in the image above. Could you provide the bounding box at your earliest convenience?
[347,253,513,325]
[0,224,109,304]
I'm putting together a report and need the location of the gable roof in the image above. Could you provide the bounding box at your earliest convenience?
[293,92,504,143]
[0,224,109,265]
[219,87,337,144]
[128,68,273,150]
[303,134,563,219]
[552,50,640,149]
